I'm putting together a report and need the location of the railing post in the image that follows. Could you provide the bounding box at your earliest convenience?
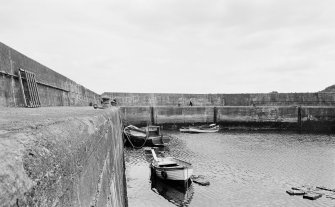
[150,106,155,125]
[18,69,27,107]
[297,106,302,132]
[214,107,217,123]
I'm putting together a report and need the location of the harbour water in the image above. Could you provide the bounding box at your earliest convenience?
[125,131,335,207]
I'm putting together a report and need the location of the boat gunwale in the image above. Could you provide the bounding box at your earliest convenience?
[152,158,192,171]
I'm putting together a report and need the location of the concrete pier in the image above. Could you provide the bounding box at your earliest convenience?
[0,107,127,206]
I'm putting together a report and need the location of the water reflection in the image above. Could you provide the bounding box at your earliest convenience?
[150,169,194,207]
[145,146,195,206]
[125,131,335,207]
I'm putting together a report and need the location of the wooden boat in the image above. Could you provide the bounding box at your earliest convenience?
[123,125,170,147]
[179,124,219,133]
[150,149,193,184]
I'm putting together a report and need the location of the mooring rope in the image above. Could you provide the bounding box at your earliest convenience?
[124,127,149,149]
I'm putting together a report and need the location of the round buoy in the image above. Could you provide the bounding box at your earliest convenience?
[161,171,167,179]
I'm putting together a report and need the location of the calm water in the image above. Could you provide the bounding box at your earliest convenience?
[125,131,335,207]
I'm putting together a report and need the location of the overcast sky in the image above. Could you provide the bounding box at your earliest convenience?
[1,0,335,94]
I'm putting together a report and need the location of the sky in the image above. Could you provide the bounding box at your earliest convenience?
[1,0,335,94]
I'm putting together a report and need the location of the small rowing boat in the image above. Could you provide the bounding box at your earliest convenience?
[150,149,193,184]
[179,124,219,133]
[124,125,170,148]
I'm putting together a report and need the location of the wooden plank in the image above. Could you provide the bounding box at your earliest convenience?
[23,70,31,107]
[32,73,41,106]
[30,73,39,107]
[286,189,305,195]
[303,193,322,200]
[25,71,34,107]
[33,74,41,106]
[18,70,27,107]
[316,186,335,192]
[30,72,38,107]
[27,72,36,107]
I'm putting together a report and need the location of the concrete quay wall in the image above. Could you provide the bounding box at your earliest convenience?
[121,106,335,132]
[104,92,335,107]
[0,42,100,107]
[0,107,127,207]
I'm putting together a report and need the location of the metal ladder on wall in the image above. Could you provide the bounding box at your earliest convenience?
[18,68,41,107]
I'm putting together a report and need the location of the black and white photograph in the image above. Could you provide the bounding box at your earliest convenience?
[1,0,335,206]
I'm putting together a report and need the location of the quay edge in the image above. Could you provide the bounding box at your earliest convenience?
[0,107,127,207]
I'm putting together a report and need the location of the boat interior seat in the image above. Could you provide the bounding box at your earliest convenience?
[158,163,180,167]
[157,160,177,167]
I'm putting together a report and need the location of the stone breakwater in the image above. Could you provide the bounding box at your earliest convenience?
[120,106,335,133]
[0,107,127,207]
[103,92,335,106]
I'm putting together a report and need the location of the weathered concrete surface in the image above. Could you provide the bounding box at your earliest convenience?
[299,106,335,132]
[103,92,335,106]
[154,106,214,124]
[0,107,127,207]
[0,42,100,107]
[119,106,152,126]
[119,106,214,125]
[301,106,335,121]
[216,106,298,123]
[120,106,335,132]
[104,92,224,106]
[121,106,297,125]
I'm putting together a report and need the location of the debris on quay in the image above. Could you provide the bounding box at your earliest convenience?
[286,185,335,201]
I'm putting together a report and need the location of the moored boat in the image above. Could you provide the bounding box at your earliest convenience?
[124,125,170,148]
[179,123,219,133]
[150,149,193,184]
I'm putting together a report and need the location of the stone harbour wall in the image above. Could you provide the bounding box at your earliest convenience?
[103,92,335,107]
[121,106,335,133]
[0,42,100,107]
[0,107,127,207]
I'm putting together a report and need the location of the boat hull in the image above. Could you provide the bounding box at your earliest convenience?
[124,125,170,147]
[153,166,193,182]
[179,124,219,133]
[179,127,219,133]
[151,157,193,183]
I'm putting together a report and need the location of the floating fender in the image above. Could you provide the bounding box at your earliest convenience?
[161,171,168,179]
